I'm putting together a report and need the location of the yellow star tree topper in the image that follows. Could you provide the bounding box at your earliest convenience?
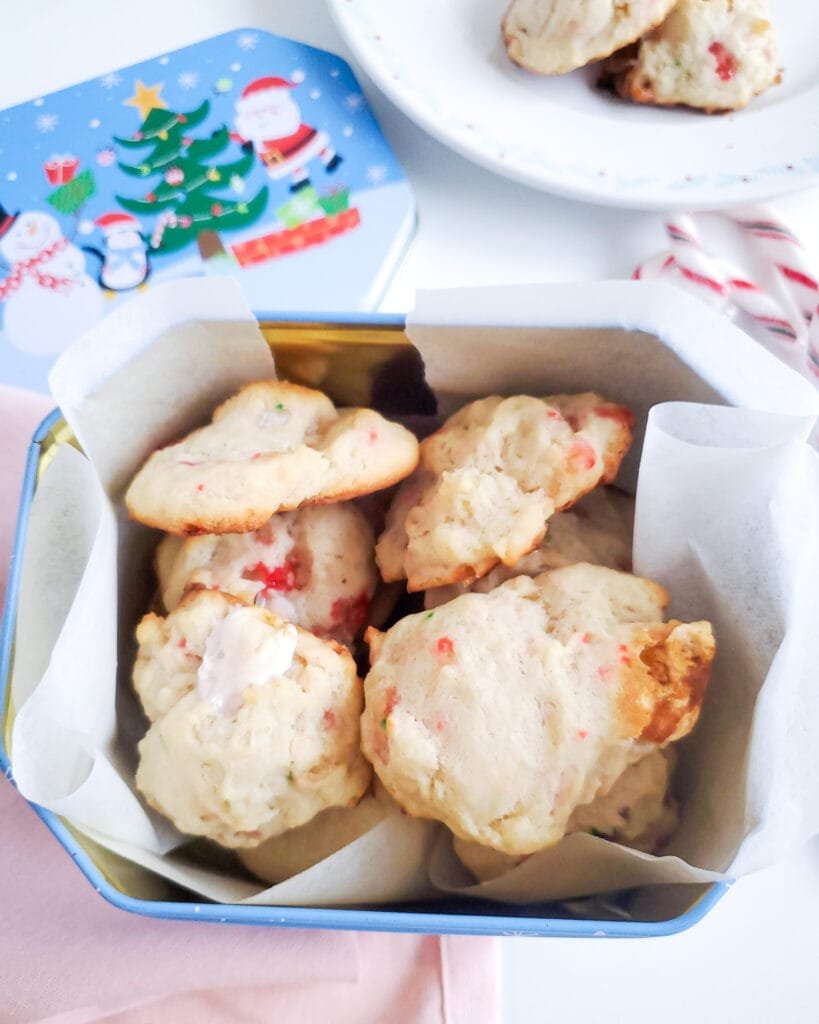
[124,80,167,120]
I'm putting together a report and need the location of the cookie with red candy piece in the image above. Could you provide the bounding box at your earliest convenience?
[602,0,779,113]
[155,503,377,646]
[361,563,713,856]
[375,393,633,592]
[125,381,419,535]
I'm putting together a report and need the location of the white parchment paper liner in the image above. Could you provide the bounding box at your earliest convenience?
[8,279,819,905]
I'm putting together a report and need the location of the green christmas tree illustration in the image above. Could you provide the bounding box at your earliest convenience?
[115,99,267,257]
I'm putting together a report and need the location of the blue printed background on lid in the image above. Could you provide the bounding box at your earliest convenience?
[0,28,415,393]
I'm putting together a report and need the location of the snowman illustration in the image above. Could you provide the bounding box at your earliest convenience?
[84,212,150,291]
[232,76,343,193]
[0,204,104,356]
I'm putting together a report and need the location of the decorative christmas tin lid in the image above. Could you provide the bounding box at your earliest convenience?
[0,29,415,392]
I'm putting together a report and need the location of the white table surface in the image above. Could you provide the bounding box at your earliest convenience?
[4,2,819,1021]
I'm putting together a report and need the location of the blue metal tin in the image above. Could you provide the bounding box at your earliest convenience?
[0,346,732,938]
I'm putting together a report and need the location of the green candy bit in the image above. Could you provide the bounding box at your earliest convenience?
[425,611,434,619]
[275,402,286,411]
[286,770,294,782]
[380,718,388,731]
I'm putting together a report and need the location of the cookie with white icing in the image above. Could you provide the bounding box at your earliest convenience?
[134,590,371,848]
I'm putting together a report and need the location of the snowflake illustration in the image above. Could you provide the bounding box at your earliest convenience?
[89,118,101,129]
[6,171,17,182]
[33,97,44,107]
[158,56,170,66]
[291,69,306,84]
[330,69,340,79]
[36,113,58,133]
[366,164,387,184]
[99,71,122,89]
[178,70,200,91]
[344,93,365,112]
[309,89,321,100]
[342,125,354,138]
[230,62,242,73]
[229,173,245,194]
[237,32,258,51]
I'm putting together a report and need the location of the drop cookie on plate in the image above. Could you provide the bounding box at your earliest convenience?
[502,0,679,75]
[453,747,679,882]
[424,485,634,609]
[601,0,779,112]
[375,393,633,592]
[361,563,714,856]
[125,381,419,535]
[134,590,371,848]
[156,503,377,646]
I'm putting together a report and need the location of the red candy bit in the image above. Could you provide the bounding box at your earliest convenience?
[367,428,379,445]
[436,636,455,658]
[567,439,597,471]
[577,729,588,740]
[323,708,337,729]
[593,405,635,430]
[435,718,446,734]
[545,408,565,422]
[597,665,612,682]
[709,41,738,81]
[251,451,264,460]
[371,723,390,764]
[618,642,633,666]
[384,686,399,716]
[178,459,200,467]
[242,559,299,592]
[176,637,187,649]
[581,633,591,645]
[330,592,370,638]
[196,483,205,492]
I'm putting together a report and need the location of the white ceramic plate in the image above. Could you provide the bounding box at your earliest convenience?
[327,0,819,209]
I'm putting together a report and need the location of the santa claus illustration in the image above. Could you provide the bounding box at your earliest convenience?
[232,76,342,193]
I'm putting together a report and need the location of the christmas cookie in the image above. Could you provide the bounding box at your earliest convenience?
[602,0,779,112]
[454,748,679,881]
[375,393,633,592]
[125,381,419,535]
[361,563,714,856]
[155,503,377,646]
[502,0,678,75]
[134,589,371,848]
[424,485,634,609]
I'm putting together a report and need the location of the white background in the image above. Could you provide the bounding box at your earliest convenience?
[3,3,819,1021]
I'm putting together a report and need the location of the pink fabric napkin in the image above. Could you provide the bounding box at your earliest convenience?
[0,385,498,1024]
